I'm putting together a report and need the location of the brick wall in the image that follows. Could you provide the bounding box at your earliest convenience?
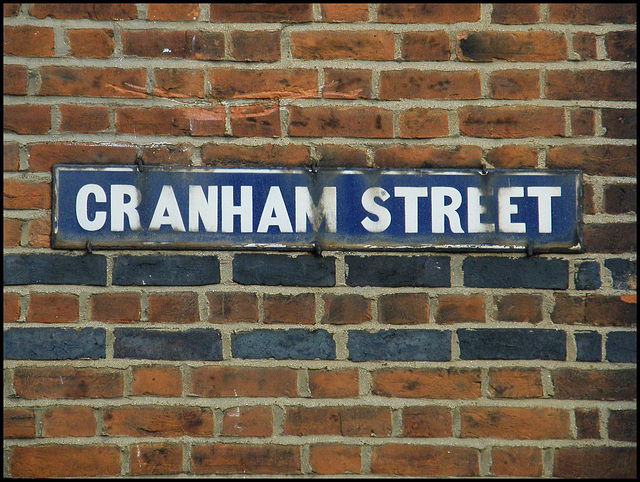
[3,3,636,478]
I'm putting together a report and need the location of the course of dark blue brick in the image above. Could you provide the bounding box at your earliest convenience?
[458,328,567,360]
[113,329,222,360]
[345,255,450,287]
[231,329,336,359]
[463,257,568,289]
[604,258,637,290]
[4,328,106,360]
[574,261,601,290]
[3,253,107,286]
[347,329,451,361]
[112,255,220,286]
[605,331,637,363]
[575,331,602,361]
[233,254,335,286]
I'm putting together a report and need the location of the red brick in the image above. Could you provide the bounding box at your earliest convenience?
[4,64,27,95]
[573,32,597,59]
[153,69,205,98]
[13,367,124,399]
[401,31,450,61]
[288,106,393,138]
[602,108,636,139]
[148,292,200,323]
[130,443,182,475]
[575,408,600,439]
[291,30,394,60]
[552,368,636,400]
[3,104,50,134]
[491,4,540,24]
[122,30,224,60]
[210,68,317,99]
[399,108,448,138]
[375,145,482,169]
[459,106,565,138]
[3,408,35,438]
[59,105,110,133]
[377,4,480,23]
[147,4,199,21]
[316,145,368,168]
[131,365,182,397]
[460,406,570,439]
[27,142,137,172]
[570,108,596,136]
[94,300,147,335]
[554,447,636,478]
[27,218,53,248]
[4,179,50,209]
[4,218,21,248]
[208,292,258,323]
[4,142,20,171]
[379,293,429,325]
[608,409,636,441]
[547,145,636,176]
[489,145,539,169]
[489,69,539,99]
[10,445,121,478]
[283,406,391,436]
[67,29,115,58]
[323,68,371,99]
[379,70,481,100]
[30,3,137,20]
[583,183,596,215]
[308,369,359,398]
[104,406,213,436]
[604,184,636,214]
[488,368,543,398]
[4,4,20,16]
[583,223,636,254]
[402,406,452,437]
[491,446,542,477]
[495,294,543,323]
[321,4,368,22]
[371,444,479,476]
[116,106,225,136]
[230,30,280,62]
[606,31,636,61]
[4,25,54,57]
[189,366,297,397]
[38,66,147,98]
[222,406,273,437]
[142,144,192,166]
[201,143,310,167]
[457,31,567,61]
[3,292,20,321]
[548,4,637,24]
[309,444,360,474]
[585,295,637,327]
[321,294,371,325]
[230,103,281,137]
[192,444,301,474]
[209,4,312,22]
[42,406,96,437]
[546,69,636,101]
[372,368,481,398]
[264,293,315,324]
[27,292,79,323]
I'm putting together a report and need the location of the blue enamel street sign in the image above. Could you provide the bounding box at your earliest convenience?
[52,165,582,252]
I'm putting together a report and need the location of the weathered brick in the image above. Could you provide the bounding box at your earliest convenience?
[59,105,110,133]
[583,223,637,253]
[284,406,391,436]
[379,70,481,100]
[113,255,220,286]
[67,29,115,58]
[38,66,147,98]
[309,444,361,474]
[131,365,182,397]
[308,369,359,398]
[495,294,543,323]
[27,292,79,323]
[4,104,51,134]
[10,445,121,478]
[4,328,106,360]
[202,143,310,167]
[348,329,450,361]
[576,408,600,439]
[546,69,636,101]
[491,4,540,24]
[210,68,317,99]
[264,293,315,324]
[104,406,213,436]
[488,70,540,99]
[399,108,449,138]
[13,367,123,399]
[153,69,205,98]
[372,368,481,399]
[288,106,393,138]
[3,3,19,16]
[3,408,35,438]
[402,406,452,437]
[457,31,567,61]
[608,410,637,441]
[604,258,637,290]
[3,141,20,170]
[142,143,192,165]
[464,257,568,289]
[321,4,369,22]
[129,443,182,475]
[491,447,542,477]
[586,295,637,327]
[377,4,480,23]
[291,30,394,60]
[317,144,367,167]
[233,254,335,286]
[4,218,21,248]
[230,30,280,62]
[207,292,258,323]
[554,447,636,478]
[230,103,280,137]
[30,4,137,20]
[346,255,450,287]
[460,406,570,439]
[27,142,137,172]
[323,68,372,99]
[546,145,636,176]
[4,64,27,95]
[575,330,602,361]
[435,294,485,324]
[25,214,50,246]
[147,4,199,21]
[458,328,566,360]
[570,108,596,136]
[488,368,543,398]
[3,291,20,321]
[231,329,336,360]
[375,145,482,168]
[379,293,429,324]
[602,109,636,139]
[222,406,273,437]
[190,366,297,397]
[90,292,140,323]
[487,145,538,168]
[574,260,601,290]
[548,4,637,24]
[604,184,636,214]
[606,331,637,363]
[321,294,372,325]
[458,106,565,138]
[149,292,199,324]
[401,31,450,61]
[114,329,222,361]
[42,406,96,437]
[4,179,51,209]
[116,106,225,136]
[4,25,55,57]
[371,444,479,476]
[192,444,301,474]
[573,32,597,59]
[552,368,636,400]
[209,4,312,22]
[122,30,224,59]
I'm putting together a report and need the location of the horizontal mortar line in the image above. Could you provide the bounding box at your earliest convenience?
[584,214,637,223]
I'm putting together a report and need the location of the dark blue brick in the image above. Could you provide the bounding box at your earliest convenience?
[463,257,568,289]
[3,253,107,286]
[604,258,637,290]
[575,331,602,361]
[4,328,106,360]
[347,329,451,361]
[113,255,220,286]
[233,254,335,286]
[606,331,637,363]
[114,329,222,360]
[345,255,450,287]
[458,328,566,360]
[575,261,601,290]
[231,329,335,360]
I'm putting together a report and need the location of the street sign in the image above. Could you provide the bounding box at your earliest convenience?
[52,165,582,252]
